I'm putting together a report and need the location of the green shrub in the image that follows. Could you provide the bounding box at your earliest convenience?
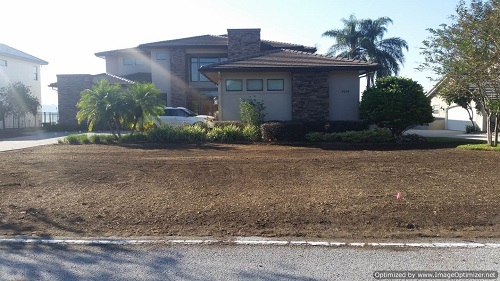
[44,123,88,132]
[305,128,394,143]
[242,125,262,142]
[465,124,481,133]
[261,122,284,141]
[213,121,246,129]
[240,97,266,126]
[207,125,245,142]
[61,134,89,144]
[260,120,369,142]
[145,124,208,143]
[359,77,434,137]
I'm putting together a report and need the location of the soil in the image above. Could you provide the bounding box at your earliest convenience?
[0,141,499,241]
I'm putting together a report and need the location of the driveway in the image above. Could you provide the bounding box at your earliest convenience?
[406,129,487,141]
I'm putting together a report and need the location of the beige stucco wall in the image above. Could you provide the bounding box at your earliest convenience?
[328,71,360,121]
[149,49,172,105]
[0,55,44,128]
[218,72,292,121]
[109,51,151,76]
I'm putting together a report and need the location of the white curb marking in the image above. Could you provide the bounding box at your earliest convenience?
[0,237,499,248]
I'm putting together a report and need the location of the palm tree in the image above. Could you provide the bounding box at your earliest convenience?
[322,14,363,59]
[124,82,164,134]
[323,15,408,85]
[76,79,125,137]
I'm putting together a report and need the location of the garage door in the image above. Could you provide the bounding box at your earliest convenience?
[447,106,472,131]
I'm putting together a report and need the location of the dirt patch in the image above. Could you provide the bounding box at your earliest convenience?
[0,142,499,240]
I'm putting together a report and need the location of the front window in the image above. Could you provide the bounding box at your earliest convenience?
[156,53,167,60]
[123,58,133,65]
[247,79,263,91]
[190,57,227,82]
[33,66,38,80]
[267,79,284,91]
[135,59,144,65]
[0,59,6,66]
[226,79,243,91]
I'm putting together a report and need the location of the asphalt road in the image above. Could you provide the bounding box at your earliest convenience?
[0,244,499,281]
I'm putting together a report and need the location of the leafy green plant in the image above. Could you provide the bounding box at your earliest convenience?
[359,77,434,137]
[207,125,245,142]
[242,125,262,142]
[465,124,481,134]
[240,97,266,126]
[305,128,394,143]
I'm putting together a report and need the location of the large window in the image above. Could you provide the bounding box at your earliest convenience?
[226,79,243,91]
[0,59,6,66]
[247,79,263,91]
[33,66,38,80]
[190,57,227,82]
[267,79,284,91]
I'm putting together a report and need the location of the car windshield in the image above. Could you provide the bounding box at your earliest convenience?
[182,108,197,117]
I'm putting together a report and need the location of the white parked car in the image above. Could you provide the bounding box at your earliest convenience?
[155,107,215,128]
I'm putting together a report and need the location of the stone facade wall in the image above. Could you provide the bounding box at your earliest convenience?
[291,71,330,121]
[57,74,94,125]
[169,48,187,107]
[227,29,261,59]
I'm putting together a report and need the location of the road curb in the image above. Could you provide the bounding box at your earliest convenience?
[1,237,499,248]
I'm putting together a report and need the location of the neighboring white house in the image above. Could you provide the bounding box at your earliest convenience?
[424,78,486,132]
[0,43,48,128]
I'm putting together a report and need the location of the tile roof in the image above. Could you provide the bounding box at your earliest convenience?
[138,34,316,52]
[94,47,147,58]
[200,49,380,72]
[0,43,48,65]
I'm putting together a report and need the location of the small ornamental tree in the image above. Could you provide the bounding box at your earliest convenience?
[359,76,434,137]
[240,97,266,126]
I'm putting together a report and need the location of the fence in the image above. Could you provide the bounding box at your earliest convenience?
[0,112,59,129]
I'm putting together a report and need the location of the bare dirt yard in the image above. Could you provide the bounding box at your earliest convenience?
[0,141,499,241]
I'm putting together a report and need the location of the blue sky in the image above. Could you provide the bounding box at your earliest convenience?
[1,0,464,107]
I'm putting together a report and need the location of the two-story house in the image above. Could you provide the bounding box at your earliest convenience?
[0,43,48,128]
[55,28,380,124]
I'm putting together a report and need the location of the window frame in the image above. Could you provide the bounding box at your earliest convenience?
[225,79,243,91]
[246,79,263,91]
[190,56,227,82]
[123,58,133,65]
[135,59,144,65]
[33,66,38,80]
[0,59,7,66]
[267,79,284,91]
[156,53,167,60]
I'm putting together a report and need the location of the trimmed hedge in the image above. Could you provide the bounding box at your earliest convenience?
[261,120,369,142]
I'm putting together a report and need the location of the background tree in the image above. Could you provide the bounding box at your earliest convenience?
[322,14,408,85]
[0,81,40,128]
[124,82,164,134]
[420,0,499,145]
[359,77,434,137]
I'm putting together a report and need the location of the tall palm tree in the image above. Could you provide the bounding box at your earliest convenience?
[124,82,164,134]
[322,14,363,59]
[76,79,125,137]
[323,15,408,85]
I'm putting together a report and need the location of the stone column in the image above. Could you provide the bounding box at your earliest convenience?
[291,71,330,121]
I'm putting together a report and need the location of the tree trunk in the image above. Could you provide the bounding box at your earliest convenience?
[486,113,493,145]
[494,115,499,147]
